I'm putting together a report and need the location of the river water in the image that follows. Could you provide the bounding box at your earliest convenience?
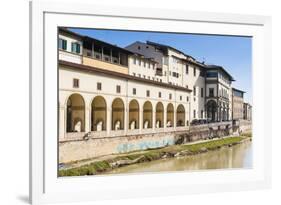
[106,141,252,175]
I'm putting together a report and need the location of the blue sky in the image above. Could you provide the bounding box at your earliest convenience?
[70,28,252,103]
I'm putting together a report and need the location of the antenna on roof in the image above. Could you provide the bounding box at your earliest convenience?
[202,57,206,64]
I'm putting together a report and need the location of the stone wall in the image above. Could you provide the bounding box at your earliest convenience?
[59,121,244,163]
[174,123,232,144]
[59,132,175,163]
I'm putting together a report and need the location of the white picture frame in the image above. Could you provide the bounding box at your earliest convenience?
[30,0,272,204]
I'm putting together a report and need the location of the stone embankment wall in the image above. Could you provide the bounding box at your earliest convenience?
[174,122,232,144]
[60,132,175,163]
[59,121,250,163]
[232,120,252,135]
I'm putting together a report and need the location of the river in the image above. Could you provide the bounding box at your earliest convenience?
[105,141,252,175]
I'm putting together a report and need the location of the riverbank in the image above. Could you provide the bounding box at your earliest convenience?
[59,133,252,177]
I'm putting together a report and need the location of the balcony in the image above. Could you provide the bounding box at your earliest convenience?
[83,56,129,75]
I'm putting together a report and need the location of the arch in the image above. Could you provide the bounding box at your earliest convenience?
[112,98,125,130]
[176,104,185,127]
[166,103,174,127]
[143,101,152,129]
[156,102,164,128]
[207,100,217,122]
[91,96,107,131]
[66,93,85,132]
[129,99,139,129]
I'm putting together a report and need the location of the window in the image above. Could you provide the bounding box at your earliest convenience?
[103,47,110,61]
[206,71,218,78]
[201,110,204,118]
[73,78,79,88]
[59,38,67,50]
[201,88,204,98]
[209,88,214,97]
[186,96,189,102]
[169,93,172,100]
[116,85,121,93]
[138,59,141,66]
[94,44,102,59]
[138,46,141,50]
[97,82,102,90]
[146,90,150,97]
[133,88,136,95]
[133,72,136,76]
[158,92,161,98]
[193,86,196,96]
[185,64,189,74]
[144,62,146,68]
[193,110,196,118]
[133,58,136,64]
[193,67,196,76]
[71,42,80,54]
[180,96,182,101]
[172,72,178,78]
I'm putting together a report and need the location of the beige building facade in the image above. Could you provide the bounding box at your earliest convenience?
[232,88,245,120]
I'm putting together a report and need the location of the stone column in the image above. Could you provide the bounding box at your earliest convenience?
[152,110,156,131]
[59,105,65,140]
[124,103,128,135]
[106,107,111,135]
[185,104,189,128]
[164,106,167,131]
[85,106,90,133]
[139,106,143,133]
[174,104,177,130]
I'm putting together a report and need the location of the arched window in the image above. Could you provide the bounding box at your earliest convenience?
[166,103,174,127]
[176,104,185,127]
[112,98,125,130]
[143,101,153,129]
[156,102,164,128]
[129,100,140,130]
[66,94,85,132]
[91,96,107,131]
[207,100,217,122]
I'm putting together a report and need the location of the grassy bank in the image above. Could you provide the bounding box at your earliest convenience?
[59,135,251,177]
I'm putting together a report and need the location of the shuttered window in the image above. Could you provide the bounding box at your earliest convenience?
[59,38,67,50]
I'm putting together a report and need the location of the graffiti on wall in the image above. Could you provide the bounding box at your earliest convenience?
[116,138,174,153]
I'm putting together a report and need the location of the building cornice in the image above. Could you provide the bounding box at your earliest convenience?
[59,60,193,93]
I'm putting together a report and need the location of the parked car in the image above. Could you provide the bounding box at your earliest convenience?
[190,119,199,125]
[198,119,207,124]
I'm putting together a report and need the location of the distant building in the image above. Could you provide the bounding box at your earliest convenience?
[205,65,234,122]
[232,88,245,121]
[243,103,252,121]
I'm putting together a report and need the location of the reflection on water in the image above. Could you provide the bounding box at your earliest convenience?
[106,141,252,175]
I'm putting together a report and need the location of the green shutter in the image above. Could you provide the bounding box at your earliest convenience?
[77,44,80,53]
[62,40,67,50]
[71,43,74,52]
[59,39,62,49]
